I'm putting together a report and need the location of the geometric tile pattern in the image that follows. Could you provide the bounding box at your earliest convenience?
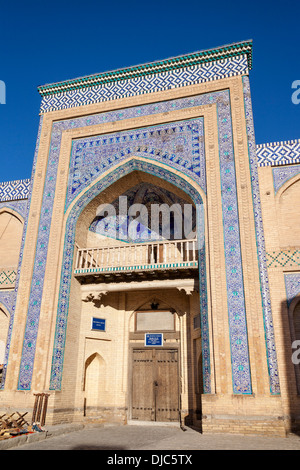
[285,273,300,308]
[243,76,280,395]
[0,115,44,390]
[39,54,250,113]
[266,250,300,268]
[256,139,300,167]
[0,179,30,202]
[1,41,287,396]
[74,261,198,275]
[67,119,206,208]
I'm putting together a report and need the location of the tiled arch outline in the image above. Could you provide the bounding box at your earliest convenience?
[49,158,211,391]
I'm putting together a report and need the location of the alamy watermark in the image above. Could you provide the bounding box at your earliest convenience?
[291,80,300,104]
[95,197,204,248]
[0,80,5,104]
[292,340,300,365]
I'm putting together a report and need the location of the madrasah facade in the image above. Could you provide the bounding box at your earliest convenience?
[0,40,300,437]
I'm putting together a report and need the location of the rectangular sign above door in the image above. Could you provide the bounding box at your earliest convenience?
[145,333,163,347]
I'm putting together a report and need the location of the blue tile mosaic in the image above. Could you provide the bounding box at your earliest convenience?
[67,118,206,209]
[285,273,300,308]
[242,76,280,394]
[89,182,196,243]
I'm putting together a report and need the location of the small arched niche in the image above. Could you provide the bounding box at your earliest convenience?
[278,178,300,249]
[83,352,106,415]
[289,298,300,394]
[0,209,24,268]
[0,305,10,381]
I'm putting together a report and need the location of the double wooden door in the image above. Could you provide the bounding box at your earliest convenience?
[131,348,179,422]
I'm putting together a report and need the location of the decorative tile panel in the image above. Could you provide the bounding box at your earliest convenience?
[68,119,206,208]
[0,291,14,312]
[89,182,196,243]
[0,179,30,202]
[256,139,300,167]
[273,164,300,193]
[0,268,17,288]
[18,88,253,395]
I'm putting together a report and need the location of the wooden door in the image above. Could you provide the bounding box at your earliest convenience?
[132,349,154,421]
[131,349,179,422]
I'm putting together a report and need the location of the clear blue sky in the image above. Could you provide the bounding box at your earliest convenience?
[0,0,299,182]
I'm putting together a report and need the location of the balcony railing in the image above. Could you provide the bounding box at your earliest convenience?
[74,239,198,275]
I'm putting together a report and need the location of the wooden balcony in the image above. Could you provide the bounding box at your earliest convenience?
[74,239,199,283]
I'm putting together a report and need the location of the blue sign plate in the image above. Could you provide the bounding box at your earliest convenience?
[145,333,163,347]
[91,317,106,331]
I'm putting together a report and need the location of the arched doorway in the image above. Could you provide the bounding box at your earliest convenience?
[49,159,210,426]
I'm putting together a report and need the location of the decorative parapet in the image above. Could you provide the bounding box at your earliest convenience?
[0,179,30,202]
[256,139,300,167]
[0,267,17,289]
[37,40,252,113]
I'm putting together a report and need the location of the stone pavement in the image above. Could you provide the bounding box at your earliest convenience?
[3,422,300,451]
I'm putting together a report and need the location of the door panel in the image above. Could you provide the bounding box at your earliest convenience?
[132,349,154,421]
[155,349,179,422]
[131,349,179,422]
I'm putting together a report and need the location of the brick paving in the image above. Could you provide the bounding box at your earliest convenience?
[7,423,300,451]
